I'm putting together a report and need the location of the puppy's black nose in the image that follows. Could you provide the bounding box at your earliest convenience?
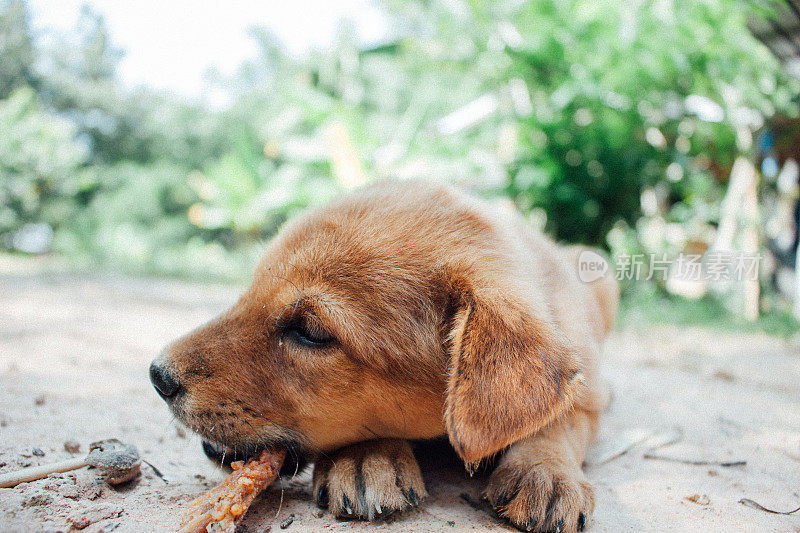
[149,361,181,399]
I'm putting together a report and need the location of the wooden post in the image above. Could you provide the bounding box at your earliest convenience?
[712,156,760,321]
[742,170,760,321]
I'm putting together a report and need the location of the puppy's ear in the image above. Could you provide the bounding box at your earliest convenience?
[445,290,583,465]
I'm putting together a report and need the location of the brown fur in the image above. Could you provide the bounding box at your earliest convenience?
[153,180,618,532]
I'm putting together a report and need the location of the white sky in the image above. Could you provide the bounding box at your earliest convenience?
[27,0,388,98]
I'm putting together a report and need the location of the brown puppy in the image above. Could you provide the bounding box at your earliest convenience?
[150,179,618,532]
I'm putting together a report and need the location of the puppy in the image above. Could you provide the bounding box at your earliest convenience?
[150,179,618,532]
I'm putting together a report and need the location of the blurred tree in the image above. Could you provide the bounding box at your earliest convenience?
[36,6,125,163]
[0,0,36,99]
[375,0,798,247]
[0,87,88,249]
[1,0,798,290]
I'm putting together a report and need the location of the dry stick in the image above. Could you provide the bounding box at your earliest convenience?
[0,439,140,488]
[739,498,800,515]
[459,493,499,521]
[642,454,746,467]
[586,426,684,467]
[639,427,746,467]
[143,459,168,484]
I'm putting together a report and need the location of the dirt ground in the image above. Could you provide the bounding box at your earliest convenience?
[1,268,799,532]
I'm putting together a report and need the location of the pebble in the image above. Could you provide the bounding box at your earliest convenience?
[279,513,295,529]
[32,448,45,457]
[87,484,105,500]
[67,504,123,530]
[64,440,81,454]
[22,493,52,507]
[59,484,80,500]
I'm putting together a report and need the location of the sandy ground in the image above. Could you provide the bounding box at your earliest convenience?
[1,270,799,532]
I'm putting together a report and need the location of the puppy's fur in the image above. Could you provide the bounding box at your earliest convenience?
[154,180,617,532]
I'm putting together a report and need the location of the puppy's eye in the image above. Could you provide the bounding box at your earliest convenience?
[284,317,334,348]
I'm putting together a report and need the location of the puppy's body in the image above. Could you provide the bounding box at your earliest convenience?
[152,180,618,532]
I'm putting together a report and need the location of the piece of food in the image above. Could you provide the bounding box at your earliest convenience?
[179,448,286,533]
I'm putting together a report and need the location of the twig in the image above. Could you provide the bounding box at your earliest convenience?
[458,493,500,522]
[639,427,745,467]
[143,460,168,483]
[585,426,682,466]
[642,454,746,467]
[739,498,800,515]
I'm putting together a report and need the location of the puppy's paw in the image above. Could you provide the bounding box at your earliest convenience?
[312,439,427,520]
[485,460,594,532]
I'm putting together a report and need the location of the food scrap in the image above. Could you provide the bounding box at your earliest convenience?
[179,448,286,533]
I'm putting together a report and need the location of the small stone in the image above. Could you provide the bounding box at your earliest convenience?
[32,448,45,457]
[685,493,710,505]
[175,426,186,438]
[17,459,31,467]
[42,479,62,490]
[279,513,295,529]
[64,440,81,454]
[86,485,105,500]
[22,493,52,507]
[59,485,80,500]
[34,395,45,406]
[67,504,123,530]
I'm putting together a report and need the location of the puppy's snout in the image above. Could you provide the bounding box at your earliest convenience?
[149,360,182,400]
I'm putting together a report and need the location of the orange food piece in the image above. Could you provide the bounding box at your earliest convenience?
[179,449,286,533]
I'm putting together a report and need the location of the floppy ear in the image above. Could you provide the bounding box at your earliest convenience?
[445,290,584,465]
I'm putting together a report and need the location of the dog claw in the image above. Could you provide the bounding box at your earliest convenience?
[317,486,329,508]
[555,518,564,533]
[405,487,419,506]
[342,494,353,515]
[578,513,586,531]
[375,502,382,514]
[493,492,512,509]
[525,518,535,532]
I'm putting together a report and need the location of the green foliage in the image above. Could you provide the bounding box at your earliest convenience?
[0,0,798,290]
[619,283,800,338]
[0,0,35,99]
[378,0,798,246]
[0,87,88,240]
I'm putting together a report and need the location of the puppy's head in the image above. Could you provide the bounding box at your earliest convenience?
[150,182,585,466]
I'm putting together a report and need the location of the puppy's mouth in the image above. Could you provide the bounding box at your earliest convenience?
[200,439,309,477]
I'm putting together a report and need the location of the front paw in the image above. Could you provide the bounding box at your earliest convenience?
[312,439,427,520]
[485,460,594,532]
